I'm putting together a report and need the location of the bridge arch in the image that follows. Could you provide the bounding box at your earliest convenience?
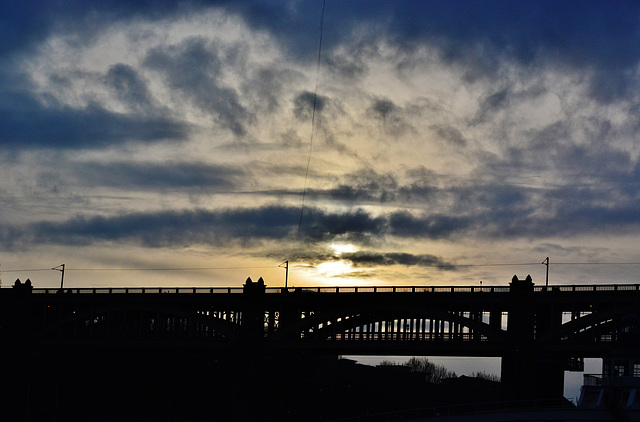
[274,304,505,343]
[542,306,639,343]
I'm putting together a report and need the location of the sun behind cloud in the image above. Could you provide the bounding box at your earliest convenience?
[330,243,358,255]
[316,260,353,279]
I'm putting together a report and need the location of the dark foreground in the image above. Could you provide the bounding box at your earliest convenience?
[1,345,503,422]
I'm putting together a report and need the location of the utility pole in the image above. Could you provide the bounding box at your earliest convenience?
[279,261,289,289]
[52,264,65,290]
[542,257,549,287]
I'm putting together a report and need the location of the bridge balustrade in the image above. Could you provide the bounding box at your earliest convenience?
[30,287,245,294]
[16,283,640,295]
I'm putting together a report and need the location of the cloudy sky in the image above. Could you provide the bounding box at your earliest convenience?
[2,0,640,288]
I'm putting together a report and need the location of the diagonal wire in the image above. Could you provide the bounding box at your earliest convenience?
[298,0,326,235]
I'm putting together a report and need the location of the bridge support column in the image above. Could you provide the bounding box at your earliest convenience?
[501,275,565,401]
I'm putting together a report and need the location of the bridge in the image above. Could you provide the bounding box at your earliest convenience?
[3,275,640,402]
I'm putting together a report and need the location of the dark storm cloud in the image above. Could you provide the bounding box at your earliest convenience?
[486,201,640,239]
[6,1,640,77]
[144,37,250,137]
[0,0,183,58]
[23,208,291,248]
[0,91,190,149]
[5,189,640,250]
[342,251,456,270]
[0,206,384,250]
[74,161,244,191]
[2,206,380,248]
[388,211,472,239]
[306,170,400,203]
[226,1,640,102]
[279,249,457,271]
[381,1,640,97]
[3,1,638,108]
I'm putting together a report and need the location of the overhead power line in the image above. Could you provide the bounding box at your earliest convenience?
[298,0,327,234]
[0,265,278,273]
[449,262,640,268]
[3,262,640,274]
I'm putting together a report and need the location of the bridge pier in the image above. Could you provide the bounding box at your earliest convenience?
[501,275,565,401]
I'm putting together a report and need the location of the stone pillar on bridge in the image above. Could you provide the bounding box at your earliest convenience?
[239,277,268,420]
[501,275,565,401]
[242,277,266,340]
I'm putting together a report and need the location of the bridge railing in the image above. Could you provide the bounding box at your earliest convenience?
[534,284,640,292]
[29,286,513,294]
[316,332,489,342]
[26,284,640,295]
[31,287,245,294]
[273,286,512,293]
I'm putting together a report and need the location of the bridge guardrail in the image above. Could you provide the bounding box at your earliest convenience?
[534,284,640,292]
[24,284,640,295]
[30,287,245,294]
[273,286,512,293]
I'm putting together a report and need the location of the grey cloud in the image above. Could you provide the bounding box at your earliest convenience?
[74,161,245,191]
[370,99,396,120]
[383,2,640,102]
[293,91,326,120]
[144,37,250,137]
[279,249,456,271]
[431,124,467,147]
[366,98,416,138]
[389,211,471,239]
[0,206,378,249]
[0,1,183,58]
[4,1,640,105]
[0,91,190,149]
[241,67,289,114]
[487,202,640,240]
[323,51,369,81]
[342,251,456,270]
[306,169,399,203]
[472,88,510,124]
[500,120,634,183]
[105,64,154,112]
[5,189,640,251]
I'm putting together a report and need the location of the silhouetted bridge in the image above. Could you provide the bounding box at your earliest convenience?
[3,275,640,401]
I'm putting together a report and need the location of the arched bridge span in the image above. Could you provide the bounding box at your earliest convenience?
[4,275,640,401]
